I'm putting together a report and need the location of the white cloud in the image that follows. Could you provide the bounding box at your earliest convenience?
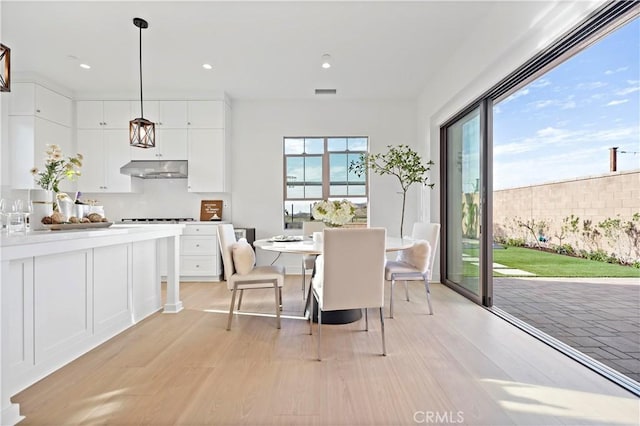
[531,99,554,109]
[606,99,629,106]
[604,66,628,75]
[502,88,530,104]
[531,79,551,88]
[616,85,640,96]
[577,81,608,90]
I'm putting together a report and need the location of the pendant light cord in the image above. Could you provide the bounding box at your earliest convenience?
[138,25,144,119]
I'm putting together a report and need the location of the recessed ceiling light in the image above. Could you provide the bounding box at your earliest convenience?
[321,54,332,69]
[202,63,213,70]
[79,63,91,69]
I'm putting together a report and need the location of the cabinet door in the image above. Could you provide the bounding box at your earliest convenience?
[102,101,131,129]
[35,85,72,127]
[130,100,159,125]
[9,116,36,189]
[104,130,133,192]
[158,101,188,128]
[8,82,35,115]
[77,101,104,129]
[187,129,224,192]
[77,130,105,192]
[130,142,161,161]
[187,101,223,129]
[34,118,74,192]
[158,129,188,160]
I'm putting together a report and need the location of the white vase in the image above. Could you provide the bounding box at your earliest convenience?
[30,189,53,231]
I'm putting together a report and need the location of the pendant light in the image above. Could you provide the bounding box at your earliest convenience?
[0,43,10,92]
[129,17,155,148]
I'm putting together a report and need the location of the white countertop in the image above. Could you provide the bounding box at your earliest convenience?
[1,224,185,260]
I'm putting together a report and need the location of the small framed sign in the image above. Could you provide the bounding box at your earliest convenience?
[200,200,223,221]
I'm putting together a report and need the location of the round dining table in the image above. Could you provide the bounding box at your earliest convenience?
[254,235,414,324]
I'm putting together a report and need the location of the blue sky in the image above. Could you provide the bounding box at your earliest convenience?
[493,17,640,190]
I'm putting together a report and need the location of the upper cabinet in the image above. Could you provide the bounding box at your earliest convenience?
[129,100,188,129]
[77,101,131,129]
[187,101,223,129]
[9,83,72,127]
[8,83,73,189]
[187,102,231,193]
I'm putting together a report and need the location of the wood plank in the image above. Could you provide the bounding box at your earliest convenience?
[13,278,639,425]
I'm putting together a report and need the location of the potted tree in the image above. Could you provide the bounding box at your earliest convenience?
[349,144,434,237]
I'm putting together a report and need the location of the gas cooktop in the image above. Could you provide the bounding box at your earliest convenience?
[121,218,195,223]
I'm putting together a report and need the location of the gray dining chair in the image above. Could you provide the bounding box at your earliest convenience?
[384,222,440,318]
[309,227,387,360]
[217,224,285,330]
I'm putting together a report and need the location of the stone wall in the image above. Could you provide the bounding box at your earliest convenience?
[493,170,640,261]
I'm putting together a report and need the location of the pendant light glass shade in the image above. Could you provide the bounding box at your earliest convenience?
[0,43,10,92]
[130,17,155,148]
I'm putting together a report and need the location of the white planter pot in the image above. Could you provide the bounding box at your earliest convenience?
[30,189,53,231]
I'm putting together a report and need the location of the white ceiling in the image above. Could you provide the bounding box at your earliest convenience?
[1,1,579,100]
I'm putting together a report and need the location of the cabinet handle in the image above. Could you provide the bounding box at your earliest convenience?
[36,109,41,113]
[187,122,191,125]
[196,244,200,247]
[103,122,107,126]
[195,265,200,268]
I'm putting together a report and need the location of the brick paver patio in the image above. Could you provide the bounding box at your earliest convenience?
[493,277,640,383]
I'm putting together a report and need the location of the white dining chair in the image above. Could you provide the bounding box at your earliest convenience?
[309,227,387,360]
[384,222,440,318]
[217,224,285,330]
[301,221,325,298]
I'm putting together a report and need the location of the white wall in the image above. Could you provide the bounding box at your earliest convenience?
[416,0,604,280]
[80,181,231,223]
[230,99,419,267]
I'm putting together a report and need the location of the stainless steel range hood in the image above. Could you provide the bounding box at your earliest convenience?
[120,160,188,179]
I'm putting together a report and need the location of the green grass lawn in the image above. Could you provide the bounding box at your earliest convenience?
[492,246,640,278]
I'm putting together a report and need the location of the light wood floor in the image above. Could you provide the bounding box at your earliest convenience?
[13,277,639,425]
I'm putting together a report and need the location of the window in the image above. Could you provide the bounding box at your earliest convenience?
[283,137,368,229]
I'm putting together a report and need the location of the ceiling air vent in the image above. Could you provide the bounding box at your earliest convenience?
[315,88,337,95]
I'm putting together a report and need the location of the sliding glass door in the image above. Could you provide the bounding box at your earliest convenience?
[442,104,491,305]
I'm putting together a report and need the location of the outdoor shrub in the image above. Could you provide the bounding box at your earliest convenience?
[556,243,575,256]
[632,261,640,269]
[586,249,609,263]
[506,238,526,247]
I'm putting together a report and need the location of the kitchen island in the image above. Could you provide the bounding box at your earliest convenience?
[0,224,184,425]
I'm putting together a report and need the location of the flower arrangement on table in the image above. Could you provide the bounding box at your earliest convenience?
[30,144,83,192]
[311,199,356,227]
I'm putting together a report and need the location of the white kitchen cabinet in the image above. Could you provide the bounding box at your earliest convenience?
[9,83,72,127]
[77,100,130,129]
[130,129,188,161]
[187,129,226,192]
[187,100,223,128]
[8,82,74,190]
[130,100,187,128]
[157,224,221,281]
[181,224,221,280]
[77,129,141,192]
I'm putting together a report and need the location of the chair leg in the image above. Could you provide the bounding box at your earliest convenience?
[301,258,306,299]
[364,308,369,331]
[274,282,281,329]
[279,287,283,311]
[237,289,244,310]
[379,307,387,356]
[317,305,322,361]
[389,279,396,318]
[424,279,433,315]
[309,293,314,335]
[227,284,239,331]
[404,280,410,301]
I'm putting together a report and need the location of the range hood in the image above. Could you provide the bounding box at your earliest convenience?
[120,160,188,179]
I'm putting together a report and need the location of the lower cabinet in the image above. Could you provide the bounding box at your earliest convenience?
[158,223,221,281]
